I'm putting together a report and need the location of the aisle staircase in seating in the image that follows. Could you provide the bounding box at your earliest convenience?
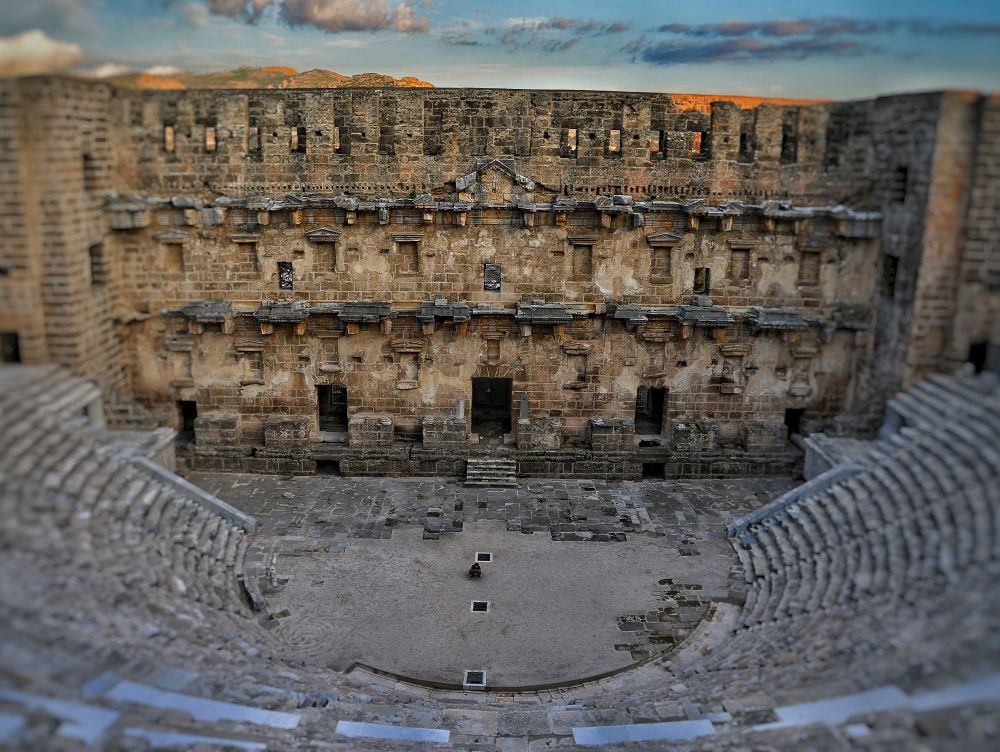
[465,457,518,487]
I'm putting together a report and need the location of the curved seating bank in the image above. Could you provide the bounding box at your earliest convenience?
[0,364,997,750]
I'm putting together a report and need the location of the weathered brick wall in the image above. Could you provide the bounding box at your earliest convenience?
[0,78,126,389]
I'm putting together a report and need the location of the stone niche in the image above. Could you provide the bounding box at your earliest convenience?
[740,421,788,452]
[671,419,719,451]
[516,417,563,451]
[348,414,394,448]
[194,414,239,447]
[264,415,310,450]
[422,416,467,446]
[587,418,638,452]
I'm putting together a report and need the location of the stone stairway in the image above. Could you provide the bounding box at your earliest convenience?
[464,457,518,488]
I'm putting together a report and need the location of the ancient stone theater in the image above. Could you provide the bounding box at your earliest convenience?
[0,76,998,750]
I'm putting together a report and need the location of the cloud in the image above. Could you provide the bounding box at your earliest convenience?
[0,29,83,77]
[193,0,429,33]
[631,16,1000,67]
[206,0,275,22]
[0,0,97,37]
[638,36,868,66]
[654,18,1000,39]
[146,64,185,75]
[487,16,629,52]
[82,62,132,78]
[183,3,211,28]
[278,0,429,33]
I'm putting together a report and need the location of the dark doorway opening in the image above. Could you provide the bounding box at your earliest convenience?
[642,462,665,479]
[635,387,666,434]
[177,400,197,443]
[471,377,512,440]
[784,408,804,438]
[317,385,348,432]
[0,332,21,363]
[315,460,341,475]
[968,342,988,374]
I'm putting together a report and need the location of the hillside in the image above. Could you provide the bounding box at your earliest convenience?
[104,65,433,90]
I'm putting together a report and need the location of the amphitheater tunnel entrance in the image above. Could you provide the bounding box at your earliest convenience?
[471,377,512,441]
[317,384,348,433]
[635,386,667,435]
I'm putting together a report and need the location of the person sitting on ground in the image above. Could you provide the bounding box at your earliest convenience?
[469,562,482,578]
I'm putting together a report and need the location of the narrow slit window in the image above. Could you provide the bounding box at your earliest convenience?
[163,125,175,153]
[204,126,217,152]
[290,126,307,153]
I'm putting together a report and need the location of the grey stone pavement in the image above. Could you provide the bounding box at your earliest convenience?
[187,473,795,687]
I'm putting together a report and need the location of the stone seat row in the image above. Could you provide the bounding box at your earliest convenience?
[736,386,1000,628]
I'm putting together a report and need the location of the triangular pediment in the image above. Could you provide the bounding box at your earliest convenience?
[646,231,684,246]
[455,159,535,204]
[304,227,342,242]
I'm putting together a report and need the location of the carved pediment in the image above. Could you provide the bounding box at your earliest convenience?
[305,227,341,242]
[455,160,535,205]
[646,232,683,246]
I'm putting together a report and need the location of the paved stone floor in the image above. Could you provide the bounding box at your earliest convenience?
[188,473,796,688]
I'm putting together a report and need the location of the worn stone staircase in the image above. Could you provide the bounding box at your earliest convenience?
[464,457,518,487]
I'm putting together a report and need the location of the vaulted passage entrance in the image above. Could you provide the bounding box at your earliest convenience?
[317,385,348,432]
[471,377,512,440]
[634,387,666,435]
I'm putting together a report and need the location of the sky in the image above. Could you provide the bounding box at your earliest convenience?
[1,0,999,98]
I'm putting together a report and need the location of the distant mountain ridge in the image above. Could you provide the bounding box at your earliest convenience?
[103,65,434,89]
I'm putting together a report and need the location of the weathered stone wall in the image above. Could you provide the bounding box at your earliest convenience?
[2,78,996,478]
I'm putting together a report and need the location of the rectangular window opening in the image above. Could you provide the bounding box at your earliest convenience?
[649,130,665,158]
[881,254,899,298]
[291,125,307,154]
[163,124,175,153]
[562,127,578,158]
[205,126,217,152]
[888,166,909,203]
[572,244,593,279]
[607,129,621,155]
[738,130,753,162]
[652,246,672,279]
[731,248,750,280]
[177,400,197,443]
[248,125,261,154]
[397,241,419,274]
[798,251,820,285]
[693,267,711,295]
[278,261,294,290]
[0,332,21,363]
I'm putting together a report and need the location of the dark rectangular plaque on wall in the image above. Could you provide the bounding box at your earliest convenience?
[484,263,501,291]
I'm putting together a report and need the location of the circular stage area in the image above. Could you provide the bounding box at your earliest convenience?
[268,520,732,687]
[189,473,792,689]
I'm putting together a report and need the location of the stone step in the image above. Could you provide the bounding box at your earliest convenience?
[465,457,517,487]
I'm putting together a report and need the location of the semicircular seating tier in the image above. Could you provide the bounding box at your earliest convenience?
[0,365,997,750]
